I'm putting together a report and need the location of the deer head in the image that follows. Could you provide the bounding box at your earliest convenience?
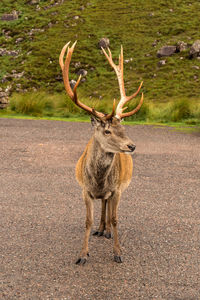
[59,41,144,154]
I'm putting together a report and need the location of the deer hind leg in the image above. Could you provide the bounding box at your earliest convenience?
[111,192,122,263]
[93,199,107,237]
[76,191,93,265]
[105,199,112,239]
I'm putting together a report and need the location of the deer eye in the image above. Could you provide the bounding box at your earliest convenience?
[104,130,111,135]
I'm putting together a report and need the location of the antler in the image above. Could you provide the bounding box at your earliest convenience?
[101,46,143,119]
[59,41,116,121]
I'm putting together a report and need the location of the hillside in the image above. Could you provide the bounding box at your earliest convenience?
[0,0,200,117]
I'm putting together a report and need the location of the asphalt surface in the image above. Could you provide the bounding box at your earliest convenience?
[0,118,200,300]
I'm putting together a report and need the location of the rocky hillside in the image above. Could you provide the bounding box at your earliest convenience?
[0,0,200,108]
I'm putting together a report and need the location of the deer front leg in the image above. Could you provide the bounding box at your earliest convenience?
[76,190,93,265]
[93,199,107,237]
[110,192,122,263]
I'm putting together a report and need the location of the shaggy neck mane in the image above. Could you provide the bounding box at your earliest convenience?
[87,136,115,180]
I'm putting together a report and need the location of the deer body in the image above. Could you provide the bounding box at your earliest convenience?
[75,134,133,264]
[76,138,133,196]
[59,41,143,264]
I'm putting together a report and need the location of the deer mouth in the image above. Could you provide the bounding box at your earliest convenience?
[121,144,136,154]
[122,150,135,155]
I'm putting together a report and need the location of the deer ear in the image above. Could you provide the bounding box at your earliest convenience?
[91,116,106,128]
[91,116,101,127]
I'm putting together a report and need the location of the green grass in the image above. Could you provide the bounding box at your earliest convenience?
[2,91,200,125]
[0,0,200,103]
[1,109,200,136]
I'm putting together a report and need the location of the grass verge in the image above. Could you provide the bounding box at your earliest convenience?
[2,91,200,126]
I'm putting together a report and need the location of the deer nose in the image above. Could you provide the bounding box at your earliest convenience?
[127,144,136,152]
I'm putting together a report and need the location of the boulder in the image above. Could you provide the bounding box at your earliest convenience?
[98,38,110,49]
[190,40,200,58]
[157,46,176,57]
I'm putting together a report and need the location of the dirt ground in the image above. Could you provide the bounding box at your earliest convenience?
[0,118,200,300]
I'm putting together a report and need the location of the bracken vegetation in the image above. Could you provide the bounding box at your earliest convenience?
[0,0,200,123]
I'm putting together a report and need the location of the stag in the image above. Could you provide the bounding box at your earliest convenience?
[59,41,143,264]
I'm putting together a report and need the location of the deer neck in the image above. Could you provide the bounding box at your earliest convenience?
[87,136,115,179]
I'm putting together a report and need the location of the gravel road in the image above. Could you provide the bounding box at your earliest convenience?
[0,118,200,299]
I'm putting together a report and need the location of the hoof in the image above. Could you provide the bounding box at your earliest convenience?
[114,255,123,263]
[93,231,104,237]
[75,253,89,265]
[75,257,87,265]
[105,232,111,239]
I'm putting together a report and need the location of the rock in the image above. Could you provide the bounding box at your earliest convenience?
[12,71,25,79]
[1,10,18,21]
[9,50,19,56]
[28,0,40,4]
[1,71,25,83]
[176,41,188,52]
[189,40,200,58]
[81,77,86,83]
[15,37,23,44]
[74,62,81,68]
[152,40,159,47]
[5,85,12,93]
[98,38,110,49]
[77,69,88,77]
[157,45,176,57]
[0,49,7,56]
[0,91,10,109]
[0,48,19,56]
[70,80,77,90]
[0,99,9,109]
[0,92,8,98]
[158,60,166,67]
[124,58,133,63]
[192,65,200,70]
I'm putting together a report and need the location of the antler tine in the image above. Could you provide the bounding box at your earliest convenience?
[119,45,123,72]
[59,41,71,71]
[115,81,143,117]
[102,46,126,100]
[102,45,144,119]
[118,93,144,119]
[101,47,115,71]
[60,41,104,119]
[62,41,77,99]
[104,99,116,120]
[126,81,143,102]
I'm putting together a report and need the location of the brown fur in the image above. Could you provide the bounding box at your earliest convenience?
[75,119,135,264]
[76,139,133,192]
